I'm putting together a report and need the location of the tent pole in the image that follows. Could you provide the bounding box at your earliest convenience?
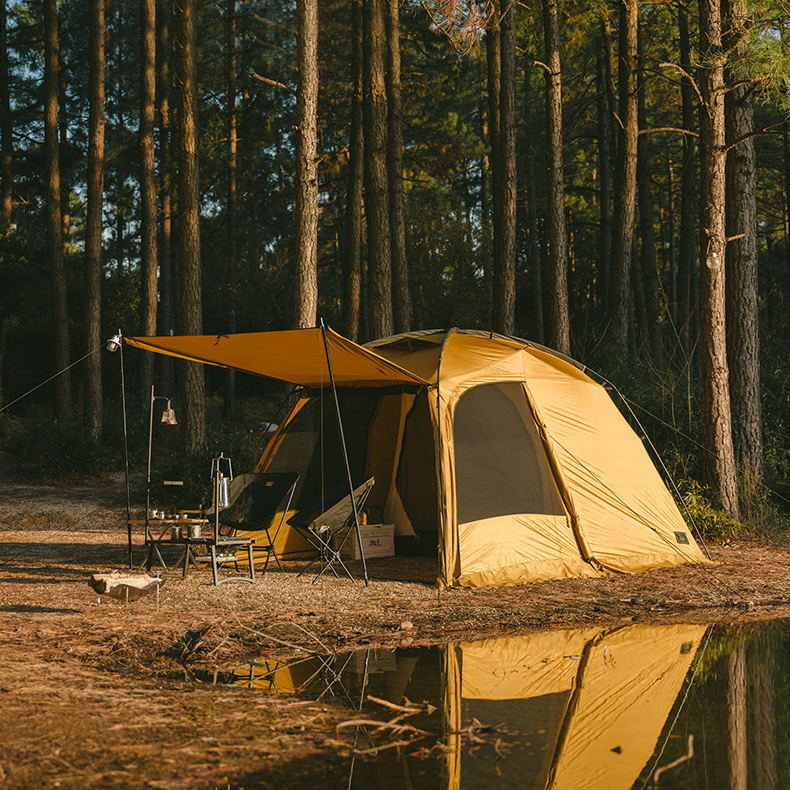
[320,320,369,586]
[435,328,455,598]
[119,333,133,569]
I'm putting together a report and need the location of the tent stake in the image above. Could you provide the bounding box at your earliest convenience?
[320,321,369,587]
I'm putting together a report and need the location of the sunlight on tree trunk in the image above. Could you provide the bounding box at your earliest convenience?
[293,0,319,329]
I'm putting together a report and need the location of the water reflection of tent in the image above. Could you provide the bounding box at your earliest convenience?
[230,648,411,704]
[445,624,707,790]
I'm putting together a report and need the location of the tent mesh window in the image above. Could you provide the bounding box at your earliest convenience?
[453,382,565,523]
[264,390,380,512]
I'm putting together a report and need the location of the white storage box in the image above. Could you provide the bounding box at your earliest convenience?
[334,523,395,560]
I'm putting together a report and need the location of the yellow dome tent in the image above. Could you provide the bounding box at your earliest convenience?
[127,327,707,589]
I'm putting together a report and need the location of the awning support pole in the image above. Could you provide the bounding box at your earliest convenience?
[119,332,133,569]
[320,320,369,586]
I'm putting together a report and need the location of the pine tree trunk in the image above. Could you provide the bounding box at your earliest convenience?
[493,0,516,335]
[524,54,544,344]
[293,0,319,329]
[158,0,174,394]
[224,0,237,416]
[480,97,492,323]
[486,4,500,330]
[785,125,790,314]
[699,0,739,518]
[343,0,364,342]
[725,0,762,483]
[362,0,393,338]
[0,0,11,225]
[139,0,157,407]
[58,25,69,254]
[677,2,696,358]
[666,159,677,325]
[174,0,205,454]
[84,0,105,441]
[542,0,569,354]
[596,31,611,316]
[44,0,71,418]
[637,31,663,365]
[609,0,638,356]
[386,0,410,333]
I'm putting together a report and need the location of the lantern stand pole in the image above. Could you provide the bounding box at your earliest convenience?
[119,334,133,569]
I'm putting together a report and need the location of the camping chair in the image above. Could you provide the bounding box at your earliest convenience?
[290,476,375,582]
[215,471,300,574]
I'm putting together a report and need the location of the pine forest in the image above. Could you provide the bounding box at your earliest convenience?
[1,0,789,534]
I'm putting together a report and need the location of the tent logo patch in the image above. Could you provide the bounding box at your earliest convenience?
[674,532,689,545]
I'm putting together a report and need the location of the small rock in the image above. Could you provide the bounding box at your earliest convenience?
[400,620,414,631]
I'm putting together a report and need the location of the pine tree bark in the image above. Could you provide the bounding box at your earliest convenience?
[173,0,205,453]
[362,0,393,338]
[636,31,663,365]
[486,4,500,330]
[57,8,70,254]
[343,0,364,342]
[0,0,11,225]
[480,97,492,322]
[524,54,544,344]
[785,124,790,310]
[609,0,638,356]
[84,0,105,441]
[542,0,570,354]
[44,0,71,418]
[139,0,158,407]
[725,0,762,483]
[699,0,739,517]
[293,0,319,329]
[386,0,410,333]
[493,0,516,336]
[158,0,174,394]
[596,32,612,316]
[224,0,237,416]
[677,2,696,358]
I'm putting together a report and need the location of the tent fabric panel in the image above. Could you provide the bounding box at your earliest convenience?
[456,515,600,588]
[364,392,413,519]
[366,335,444,383]
[126,327,429,387]
[549,624,707,790]
[520,349,705,572]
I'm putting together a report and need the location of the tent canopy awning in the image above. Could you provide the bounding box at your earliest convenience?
[125,327,430,388]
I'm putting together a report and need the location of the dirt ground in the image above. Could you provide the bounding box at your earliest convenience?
[2,476,790,789]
